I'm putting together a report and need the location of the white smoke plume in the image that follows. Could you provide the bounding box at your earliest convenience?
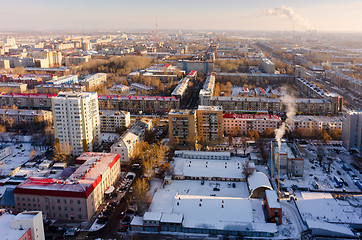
[274,90,296,150]
[265,5,312,30]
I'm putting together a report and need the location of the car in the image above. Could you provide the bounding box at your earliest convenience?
[337,170,341,175]
[213,187,220,191]
[120,211,125,218]
[63,228,77,237]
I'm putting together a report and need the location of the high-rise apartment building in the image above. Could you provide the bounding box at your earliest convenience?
[342,111,362,152]
[168,109,197,149]
[196,105,223,144]
[52,92,100,155]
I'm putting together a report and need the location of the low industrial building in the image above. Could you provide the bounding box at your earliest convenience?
[271,141,304,177]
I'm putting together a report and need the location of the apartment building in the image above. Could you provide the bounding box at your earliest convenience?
[0,82,27,93]
[260,58,275,74]
[98,95,180,114]
[99,110,130,132]
[0,74,42,89]
[326,70,362,97]
[80,73,107,91]
[46,75,78,85]
[0,93,180,114]
[291,115,342,131]
[0,93,56,110]
[196,105,223,144]
[223,113,281,135]
[13,152,121,221]
[168,109,197,149]
[35,84,85,94]
[52,92,100,156]
[0,109,52,125]
[342,111,362,152]
[110,118,152,162]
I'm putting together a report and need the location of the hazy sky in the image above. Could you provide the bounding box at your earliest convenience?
[1,0,361,33]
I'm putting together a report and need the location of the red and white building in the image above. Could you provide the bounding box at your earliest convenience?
[13,152,121,221]
[223,113,281,135]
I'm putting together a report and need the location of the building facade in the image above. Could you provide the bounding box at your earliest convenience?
[80,73,107,91]
[291,115,342,131]
[168,109,197,149]
[342,111,362,152]
[223,113,281,135]
[110,118,152,162]
[13,153,121,221]
[196,105,223,144]
[99,110,130,132]
[52,92,100,156]
[0,109,52,126]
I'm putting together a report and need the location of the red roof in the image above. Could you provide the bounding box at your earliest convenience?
[14,153,120,199]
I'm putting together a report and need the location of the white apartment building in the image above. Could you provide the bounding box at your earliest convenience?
[80,73,107,91]
[291,115,342,131]
[111,118,152,162]
[342,111,362,152]
[99,110,130,132]
[260,58,275,74]
[52,92,100,156]
[14,153,121,221]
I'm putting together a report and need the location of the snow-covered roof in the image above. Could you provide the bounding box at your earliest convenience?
[14,153,120,198]
[247,172,273,193]
[265,190,280,209]
[160,213,183,223]
[173,157,245,179]
[306,220,355,238]
[143,212,162,222]
[0,213,29,240]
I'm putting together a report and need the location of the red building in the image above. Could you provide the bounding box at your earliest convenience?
[265,190,282,225]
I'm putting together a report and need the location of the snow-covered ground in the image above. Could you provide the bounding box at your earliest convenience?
[100,133,120,142]
[281,145,361,192]
[0,142,43,177]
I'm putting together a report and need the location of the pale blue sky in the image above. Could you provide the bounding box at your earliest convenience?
[1,0,361,32]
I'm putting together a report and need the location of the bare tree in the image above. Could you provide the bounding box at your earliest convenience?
[133,178,150,214]
[316,145,325,167]
[241,136,248,155]
[242,160,255,178]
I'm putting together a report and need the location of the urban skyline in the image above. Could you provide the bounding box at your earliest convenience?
[1,0,362,33]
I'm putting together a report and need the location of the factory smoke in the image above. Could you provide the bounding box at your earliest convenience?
[265,5,312,30]
[274,90,296,150]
